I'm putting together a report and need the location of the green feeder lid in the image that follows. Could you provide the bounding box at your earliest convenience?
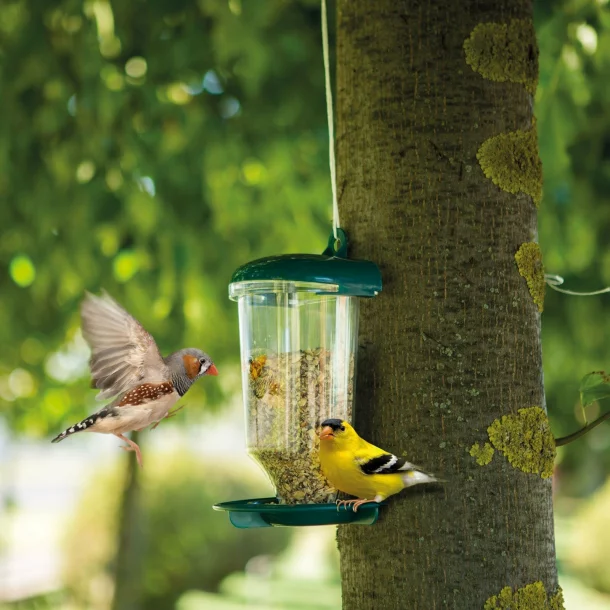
[213,497,384,528]
[229,229,382,298]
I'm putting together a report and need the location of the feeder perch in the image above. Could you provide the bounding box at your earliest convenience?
[214,229,382,527]
[213,497,383,528]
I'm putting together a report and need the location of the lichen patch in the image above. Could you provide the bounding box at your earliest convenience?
[515,242,545,312]
[469,442,495,466]
[464,20,538,94]
[487,407,556,478]
[477,128,543,206]
[484,582,564,609]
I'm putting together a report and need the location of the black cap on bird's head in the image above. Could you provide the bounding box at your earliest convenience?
[321,418,345,431]
[319,418,349,441]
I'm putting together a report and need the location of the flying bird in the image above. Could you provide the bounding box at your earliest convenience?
[318,419,443,512]
[51,291,218,467]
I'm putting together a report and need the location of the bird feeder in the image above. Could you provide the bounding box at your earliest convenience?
[213,229,383,527]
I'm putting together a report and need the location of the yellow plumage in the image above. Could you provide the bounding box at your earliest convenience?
[318,419,442,511]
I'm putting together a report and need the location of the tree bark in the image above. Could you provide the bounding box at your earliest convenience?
[111,431,145,610]
[336,1,557,609]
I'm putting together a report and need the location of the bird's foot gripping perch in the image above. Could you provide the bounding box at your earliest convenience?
[336,498,375,513]
[115,433,143,468]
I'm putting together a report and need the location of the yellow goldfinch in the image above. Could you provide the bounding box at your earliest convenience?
[319,418,443,512]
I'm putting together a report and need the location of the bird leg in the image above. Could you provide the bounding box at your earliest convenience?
[150,404,186,430]
[336,498,373,513]
[114,433,143,468]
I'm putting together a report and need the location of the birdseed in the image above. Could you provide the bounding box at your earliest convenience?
[247,348,354,504]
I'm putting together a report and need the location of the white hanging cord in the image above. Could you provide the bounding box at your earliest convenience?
[545,274,610,296]
[321,0,340,243]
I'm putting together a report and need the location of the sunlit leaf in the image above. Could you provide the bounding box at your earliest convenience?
[580,371,610,407]
[9,255,36,287]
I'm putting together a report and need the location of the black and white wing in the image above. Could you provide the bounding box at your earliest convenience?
[357,453,422,475]
[81,291,170,400]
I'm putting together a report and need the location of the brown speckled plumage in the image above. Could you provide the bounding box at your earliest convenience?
[118,382,174,406]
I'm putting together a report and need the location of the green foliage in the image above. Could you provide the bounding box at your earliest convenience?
[178,574,342,609]
[535,0,610,494]
[579,371,610,408]
[568,477,610,593]
[0,592,69,610]
[0,0,330,436]
[62,453,290,610]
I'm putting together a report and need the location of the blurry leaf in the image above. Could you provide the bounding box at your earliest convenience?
[579,371,610,407]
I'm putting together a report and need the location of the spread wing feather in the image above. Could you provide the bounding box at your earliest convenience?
[81,291,169,400]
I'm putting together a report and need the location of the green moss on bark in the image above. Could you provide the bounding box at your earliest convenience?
[487,407,556,478]
[464,20,538,94]
[484,582,564,609]
[469,442,495,465]
[515,242,545,312]
[477,128,543,206]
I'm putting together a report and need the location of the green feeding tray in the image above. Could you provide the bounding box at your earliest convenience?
[213,498,384,528]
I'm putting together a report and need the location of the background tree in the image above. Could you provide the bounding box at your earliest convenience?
[336,1,560,608]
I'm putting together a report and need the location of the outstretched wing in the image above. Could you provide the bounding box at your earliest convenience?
[357,453,421,475]
[81,291,170,401]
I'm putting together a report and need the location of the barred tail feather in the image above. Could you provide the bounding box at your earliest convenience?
[51,413,100,443]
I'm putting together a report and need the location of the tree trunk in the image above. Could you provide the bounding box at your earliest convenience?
[111,431,145,610]
[336,1,558,608]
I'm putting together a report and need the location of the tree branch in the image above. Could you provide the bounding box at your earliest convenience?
[554,410,610,447]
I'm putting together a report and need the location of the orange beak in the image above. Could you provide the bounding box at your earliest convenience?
[319,425,335,441]
[206,364,219,376]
